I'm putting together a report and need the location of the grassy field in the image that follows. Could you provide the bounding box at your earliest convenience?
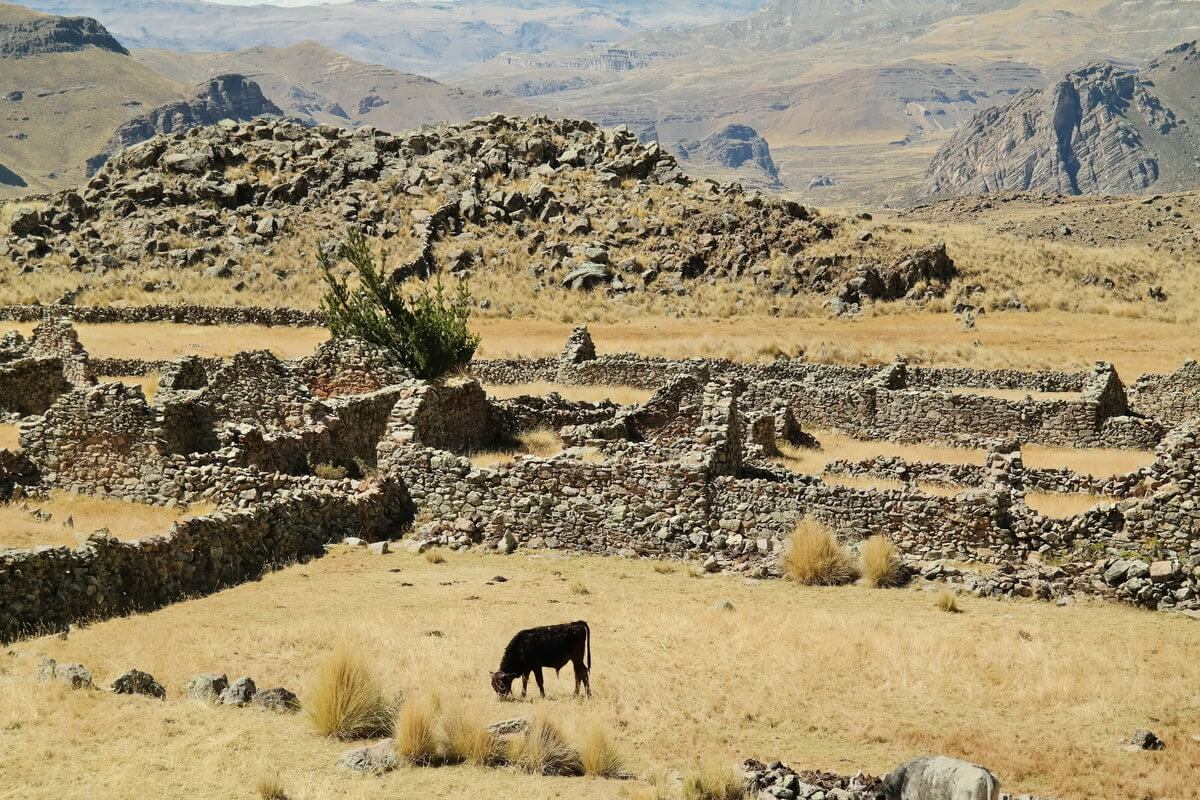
[773,430,1153,479]
[4,547,1199,800]
[0,492,211,550]
[6,310,1199,377]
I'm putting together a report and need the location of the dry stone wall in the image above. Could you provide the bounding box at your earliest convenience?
[0,480,411,642]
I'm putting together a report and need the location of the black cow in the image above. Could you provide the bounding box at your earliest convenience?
[490,620,591,699]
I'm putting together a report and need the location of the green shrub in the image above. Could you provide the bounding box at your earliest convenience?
[320,231,479,381]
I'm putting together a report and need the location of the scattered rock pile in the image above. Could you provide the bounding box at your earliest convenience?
[3,114,957,307]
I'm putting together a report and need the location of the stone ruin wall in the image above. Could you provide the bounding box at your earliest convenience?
[7,321,1200,642]
[0,481,412,643]
[1128,361,1200,427]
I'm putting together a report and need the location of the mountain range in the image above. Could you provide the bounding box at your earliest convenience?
[5,0,1200,202]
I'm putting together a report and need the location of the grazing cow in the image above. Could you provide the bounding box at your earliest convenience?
[882,757,1000,800]
[490,620,591,699]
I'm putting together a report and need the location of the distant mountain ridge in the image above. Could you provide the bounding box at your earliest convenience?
[925,42,1200,197]
[0,10,125,56]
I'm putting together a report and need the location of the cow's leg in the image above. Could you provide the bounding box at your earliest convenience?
[533,667,545,698]
[521,672,529,699]
[581,663,590,697]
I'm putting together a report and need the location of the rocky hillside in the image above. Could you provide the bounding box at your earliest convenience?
[0,3,182,195]
[0,4,123,56]
[88,74,280,174]
[925,43,1200,197]
[676,124,781,188]
[134,41,519,133]
[0,115,954,313]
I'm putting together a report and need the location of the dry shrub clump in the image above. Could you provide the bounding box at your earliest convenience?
[510,715,584,776]
[579,723,626,778]
[516,427,562,457]
[424,549,447,565]
[683,765,748,800]
[306,648,392,740]
[570,581,591,596]
[439,702,505,766]
[936,591,962,613]
[781,519,858,586]
[860,535,902,588]
[395,693,442,765]
[255,774,288,800]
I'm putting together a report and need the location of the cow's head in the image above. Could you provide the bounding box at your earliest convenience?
[490,671,517,698]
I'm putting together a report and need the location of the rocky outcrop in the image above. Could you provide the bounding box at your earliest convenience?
[0,14,128,58]
[88,75,282,174]
[676,124,781,188]
[926,42,1200,197]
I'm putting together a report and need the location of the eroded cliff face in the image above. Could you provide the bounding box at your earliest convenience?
[0,13,128,58]
[925,42,1200,197]
[88,75,282,174]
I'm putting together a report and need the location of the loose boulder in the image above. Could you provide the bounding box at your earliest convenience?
[110,669,166,699]
[882,756,1000,800]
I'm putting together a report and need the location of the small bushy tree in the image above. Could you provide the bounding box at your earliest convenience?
[320,231,479,380]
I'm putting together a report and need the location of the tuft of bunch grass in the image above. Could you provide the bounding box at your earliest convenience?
[517,427,562,457]
[395,693,442,766]
[860,535,902,588]
[510,715,584,776]
[936,590,962,613]
[424,549,447,564]
[256,774,288,800]
[570,581,591,595]
[579,723,625,778]
[440,702,505,766]
[306,648,391,740]
[780,518,858,586]
[682,765,748,800]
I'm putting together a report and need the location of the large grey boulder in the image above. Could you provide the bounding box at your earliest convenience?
[36,658,94,690]
[882,756,1000,800]
[252,687,300,713]
[219,676,258,706]
[339,738,398,773]
[186,673,229,702]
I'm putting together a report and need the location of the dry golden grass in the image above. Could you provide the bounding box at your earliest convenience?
[1024,492,1106,519]
[4,548,1200,798]
[579,724,625,779]
[424,549,447,565]
[4,322,330,362]
[781,519,858,587]
[305,648,391,741]
[6,306,1199,379]
[0,492,214,549]
[256,774,288,800]
[483,382,654,406]
[511,714,584,777]
[1020,446,1154,477]
[682,765,748,800]
[440,702,504,767]
[935,591,962,614]
[773,431,985,476]
[0,423,19,451]
[395,693,441,766]
[470,428,565,468]
[860,536,902,589]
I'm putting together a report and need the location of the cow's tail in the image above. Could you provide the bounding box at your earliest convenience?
[584,620,591,672]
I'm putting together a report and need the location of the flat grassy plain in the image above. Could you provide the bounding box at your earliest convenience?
[7,309,1200,376]
[4,548,1199,800]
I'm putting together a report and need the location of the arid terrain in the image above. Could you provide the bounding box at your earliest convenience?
[4,3,1200,800]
